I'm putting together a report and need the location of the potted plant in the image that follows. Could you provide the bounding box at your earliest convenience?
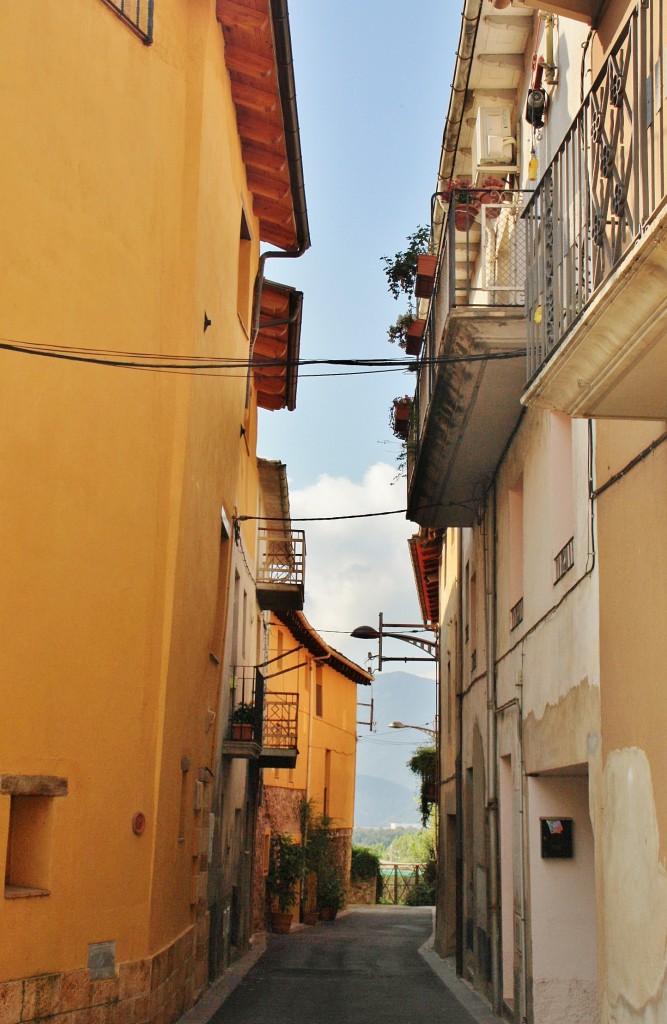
[317,862,346,921]
[405,317,427,356]
[479,175,509,221]
[441,177,480,231]
[267,832,304,933]
[231,701,255,741]
[414,254,438,299]
[381,226,430,300]
[391,396,413,440]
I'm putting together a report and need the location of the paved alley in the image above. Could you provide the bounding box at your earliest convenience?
[210,907,493,1024]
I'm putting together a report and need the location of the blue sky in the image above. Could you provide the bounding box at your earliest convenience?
[258,0,456,673]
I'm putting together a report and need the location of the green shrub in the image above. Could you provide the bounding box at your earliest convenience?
[350,846,381,883]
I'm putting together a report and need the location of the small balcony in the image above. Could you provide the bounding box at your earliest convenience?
[221,667,299,767]
[407,193,528,528]
[523,2,667,419]
[256,524,305,612]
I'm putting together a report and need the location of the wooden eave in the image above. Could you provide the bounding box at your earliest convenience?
[254,280,302,411]
[217,0,309,252]
[408,532,442,627]
[275,611,373,686]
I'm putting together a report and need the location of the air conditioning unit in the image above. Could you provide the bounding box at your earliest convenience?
[472,106,517,180]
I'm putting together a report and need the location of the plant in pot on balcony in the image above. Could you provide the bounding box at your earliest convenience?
[231,701,255,741]
[267,831,304,933]
[390,395,413,441]
[441,177,480,231]
[478,175,509,221]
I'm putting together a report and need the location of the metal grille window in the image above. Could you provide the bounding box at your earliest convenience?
[510,598,524,632]
[554,537,574,583]
[99,0,154,44]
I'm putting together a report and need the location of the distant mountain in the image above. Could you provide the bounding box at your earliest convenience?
[354,775,418,828]
[355,669,437,827]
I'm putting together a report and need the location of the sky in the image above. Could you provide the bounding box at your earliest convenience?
[258,0,457,678]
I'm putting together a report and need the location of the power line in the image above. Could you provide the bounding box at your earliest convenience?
[0,334,526,375]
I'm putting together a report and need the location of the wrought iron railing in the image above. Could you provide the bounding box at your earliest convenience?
[525,3,666,380]
[510,597,524,632]
[409,193,528,489]
[99,0,154,42]
[227,667,298,750]
[256,525,305,591]
[263,692,298,750]
[228,666,263,743]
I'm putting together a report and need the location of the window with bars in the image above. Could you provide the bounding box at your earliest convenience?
[99,0,154,44]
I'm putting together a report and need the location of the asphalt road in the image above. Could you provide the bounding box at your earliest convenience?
[212,907,480,1024]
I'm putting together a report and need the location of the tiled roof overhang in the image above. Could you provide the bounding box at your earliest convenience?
[408,532,442,627]
[254,280,302,410]
[275,610,373,686]
[217,0,310,252]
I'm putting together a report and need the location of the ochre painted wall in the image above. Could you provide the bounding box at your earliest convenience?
[0,0,263,983]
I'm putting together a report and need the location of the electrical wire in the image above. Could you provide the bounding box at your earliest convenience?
[0,334,526,376]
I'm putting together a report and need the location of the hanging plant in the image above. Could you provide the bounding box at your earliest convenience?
[440,177,480,231]
[407,745,438,827]
[387,311,416,349]
[390,395,413,440]
[381,226,430,300]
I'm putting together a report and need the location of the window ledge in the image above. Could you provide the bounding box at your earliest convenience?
[5,884,51,899]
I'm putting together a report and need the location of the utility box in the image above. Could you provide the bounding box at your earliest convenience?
[540,817,574,859]
[472,106,516,180]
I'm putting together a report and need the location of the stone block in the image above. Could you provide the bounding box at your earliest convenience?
[0,981,23,1024]
[60,971,90,1012]
[22,974,62,1020]
[118,962,150,1002]
[89,977,119,1007]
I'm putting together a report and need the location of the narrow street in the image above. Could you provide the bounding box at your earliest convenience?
[211,908,491,1024]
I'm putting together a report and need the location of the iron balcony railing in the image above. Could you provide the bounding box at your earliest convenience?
[255,524,305,611]
[525,2,666,380]
[99,0,154,42]
[554,537,574,583]
[408,192,528,488]
[227,666,298,750]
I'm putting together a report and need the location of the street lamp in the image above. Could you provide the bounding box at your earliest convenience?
[351,613,438,671]
[388,720,437,737]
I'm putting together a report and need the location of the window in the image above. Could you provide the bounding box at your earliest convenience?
[5,796,55,898]
[315,665,323,718]
[99,0,154,44]
[470,572,477,669]
[508,475,524,629]
[2,775,66,898]
[550,413,575,583]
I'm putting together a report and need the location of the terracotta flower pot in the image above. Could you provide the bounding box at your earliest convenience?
[405,318,426,357]
[232,722,254,741]
[271,910,293,934]
[454,205,478,231]
[318,907,337,922]
[414,254,437,299]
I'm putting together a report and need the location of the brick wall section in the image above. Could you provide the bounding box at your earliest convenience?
[0,924,209,1024]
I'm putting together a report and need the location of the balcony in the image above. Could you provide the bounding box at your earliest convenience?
[256,523,305,612]
[407,193,528,528]
[523,2,667,419]
[221,667,299,767]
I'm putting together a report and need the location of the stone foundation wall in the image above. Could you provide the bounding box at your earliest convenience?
[348,878,377,905]
[252,787,305,932]
[0,923,209,1024]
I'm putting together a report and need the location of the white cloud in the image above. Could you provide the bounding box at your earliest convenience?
[289,462,426,667]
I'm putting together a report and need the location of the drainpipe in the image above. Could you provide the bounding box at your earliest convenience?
[245,0,311,409]
[484,485,501,1014]
[455,531,464,976]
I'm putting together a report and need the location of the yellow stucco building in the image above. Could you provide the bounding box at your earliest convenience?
[252,600,372,930]
[1,0,308,1021]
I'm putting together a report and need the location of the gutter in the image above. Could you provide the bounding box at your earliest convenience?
[484,484,501,1015]
[433,0,484,240]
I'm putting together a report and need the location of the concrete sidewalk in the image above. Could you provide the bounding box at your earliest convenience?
[177,908,503,1024]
